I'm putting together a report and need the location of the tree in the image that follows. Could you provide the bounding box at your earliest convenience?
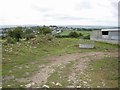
[7,27,23,42]
[7,30,14,38]
[13,27,23,41]
[37,26,52,35]
[79,33,83,37]
[25,29,33,34]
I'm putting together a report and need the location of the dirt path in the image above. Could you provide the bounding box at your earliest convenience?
[18,51,118,88]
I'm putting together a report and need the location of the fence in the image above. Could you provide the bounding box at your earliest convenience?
[79,39,94,48]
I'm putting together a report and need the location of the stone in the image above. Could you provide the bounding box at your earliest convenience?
[51,82,55,85]
[77,86,81,88]
[67,86,74,88]
[31,82,35,86]
[83,81,87,84]
[42,85,50,88]
[56,82,62,86]
[97,86,100,88]
[20,85,23,87]
[25,83,31,88]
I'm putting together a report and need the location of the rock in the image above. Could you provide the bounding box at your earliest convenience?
[20,85,23,87]
[42,85,50,88]
[31,82,35,86]
[101,81,105,86]
[25,72,30,76]
[77,86,81,88]
[56,82,62,86]
[7,85,11,87]
[51,82,55,85]
[67,86,74,88]
[89,79,91,82]
[83,81,87,84]
[18,66,23,69]
[25,65,29,68]
[97,86,100,88]
[33,47,37,48]
[9,70,12,73]
[3,75,15,81]
[25,83,31,88]
[67,80,71,82]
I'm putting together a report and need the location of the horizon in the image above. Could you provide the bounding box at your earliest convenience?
[0,24,118,30]
[0,24,117,27]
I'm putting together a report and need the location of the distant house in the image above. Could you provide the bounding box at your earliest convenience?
[0,29,3,36]
[90,29,120,45]
[52,29,62,35]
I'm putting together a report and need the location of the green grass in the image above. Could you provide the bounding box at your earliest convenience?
[84,57,118,88]
[44,61,75,88]
[60,30,90,36]
[2,36,119,88]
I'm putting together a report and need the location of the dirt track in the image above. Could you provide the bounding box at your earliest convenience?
[17,51,118,88]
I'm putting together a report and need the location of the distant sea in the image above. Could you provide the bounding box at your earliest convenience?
[0,25,117,29]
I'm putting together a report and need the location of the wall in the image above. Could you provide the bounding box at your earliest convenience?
[90,30,120,45]
[90,30,102,40]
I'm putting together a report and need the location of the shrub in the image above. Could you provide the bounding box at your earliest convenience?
[79,33,83,37]
[69,31,79,38]
[45,34,54,41]
[7,27,23,42]
[6,37,16,44]
[83,34,90,39]
[25,34,35,40]
[37,26,52,35]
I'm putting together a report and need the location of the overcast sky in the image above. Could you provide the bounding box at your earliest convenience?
[0,0,119,26]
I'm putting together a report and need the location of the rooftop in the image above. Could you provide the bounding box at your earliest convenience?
[101,29,120,31]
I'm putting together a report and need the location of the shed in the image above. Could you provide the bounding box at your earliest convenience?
[90,28,120,45]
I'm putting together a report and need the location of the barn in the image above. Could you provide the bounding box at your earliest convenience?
[90,29,120,45]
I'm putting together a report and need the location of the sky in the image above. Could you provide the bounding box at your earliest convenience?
[0,0,119,26]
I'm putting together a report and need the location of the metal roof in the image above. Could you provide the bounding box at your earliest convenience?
[101,29,120,31]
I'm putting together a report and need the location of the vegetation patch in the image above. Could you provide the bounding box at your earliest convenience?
[84,57,118,88]
[44,61,75,88]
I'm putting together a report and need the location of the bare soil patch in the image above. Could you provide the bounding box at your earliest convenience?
[17,51,118,87]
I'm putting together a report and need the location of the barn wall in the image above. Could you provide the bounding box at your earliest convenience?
[109,31,120,40]
[90,30,102,40]
[90,30,120,45]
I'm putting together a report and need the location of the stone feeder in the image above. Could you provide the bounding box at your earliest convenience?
[79,39,94,48]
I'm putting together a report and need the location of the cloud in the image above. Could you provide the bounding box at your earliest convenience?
[0,0,118,26]
[75,0,92,11]
[32,5,53,12]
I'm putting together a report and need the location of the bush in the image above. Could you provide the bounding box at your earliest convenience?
[37,26,52,35]
[45,34,54,41]
[83,34,90,39]
[69,31,79,38]
[7,27,23,42]
[7,37,16,44]
[25,34,35,40]
[79,33,83,37]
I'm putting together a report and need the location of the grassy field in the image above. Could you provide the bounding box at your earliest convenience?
[59,30,91,36]
[2,35,119,88]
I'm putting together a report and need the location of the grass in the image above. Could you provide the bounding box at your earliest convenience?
[83,57,118,88]
[44,61,75,88]
[2,35,119,88]
[60,30,90,36]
